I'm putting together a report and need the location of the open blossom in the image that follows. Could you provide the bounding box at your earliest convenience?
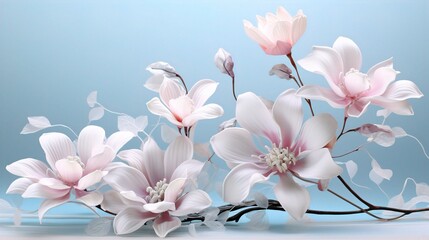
[6,125,133,221]
[297,36,423,117]
[210,90,342,219]
[146,77,224,128]
[102,136,211,238]
[243,7,307,55]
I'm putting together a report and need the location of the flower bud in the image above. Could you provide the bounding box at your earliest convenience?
[214,48,235,78]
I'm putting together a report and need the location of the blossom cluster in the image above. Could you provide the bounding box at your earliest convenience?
[4,6,428,238]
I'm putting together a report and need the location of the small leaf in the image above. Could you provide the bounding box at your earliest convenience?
[392,127,407,138]
[404,195,429,209]
[135,116,148,131]
[376,109,391,118]
[369,159,392,185]
[269,64,293,79]
[161,125,180,143]
[253,192,268,209]
[383,194,404,216]
[416,182,429,196]
[85,217,113,236]
[21,124,42,134]
[88,107,104,122]
[345,160,358,179]
[118,115,138,135]
[202,207,220,222]
[87,91,98,108]
[28,116,51,128]
[204,221,225,231]
[218,118,236,132]
[245,211,269,230]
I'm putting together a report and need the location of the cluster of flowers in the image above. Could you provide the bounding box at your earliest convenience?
[5,6,427,238]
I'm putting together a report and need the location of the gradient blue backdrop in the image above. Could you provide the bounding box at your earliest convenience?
[1,0,428,219]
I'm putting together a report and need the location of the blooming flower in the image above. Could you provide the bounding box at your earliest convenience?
[210,90,342,219]
[146,78,224,128]
[6,125,133,221]
[297,36,423,117]
[101,136,211,237]
[243,7,307,55]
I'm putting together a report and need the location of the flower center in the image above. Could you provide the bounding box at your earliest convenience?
[255,144,297,173]
[146,178,169,203]
[66,155,85,168]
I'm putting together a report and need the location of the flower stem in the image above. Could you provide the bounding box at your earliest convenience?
[231,76,238,101]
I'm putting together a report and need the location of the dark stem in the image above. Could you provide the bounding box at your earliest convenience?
[150,68,188,94]
[231,76,238,101]
[337,175,374,208]
[337,116,348,141]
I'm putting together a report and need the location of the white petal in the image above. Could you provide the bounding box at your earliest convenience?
[188,79,219,108]
[144,202,176,213]
[39,178,70,190]
[38,193,70,222]
[223,163,270,204]
[141,138,165,186]
[146,97,182,126]
[210,128,261,166]
[297,85,348,108]
[332,37,362,72]
[346,100,371,117]
[144,74,165,92]
[83,146,116,175]
[55,159,83,184]
[114,207,157,235]
[291,13,307,44]
[164,178,187,203]
[153,214,182,238]
[6,178,35,194]
[170,159,205,181]
[117,149,144,173]
[159,77,185,106]
[103,167,149,197]
[39,132,76,170]
[146,61,177,76]
[75,190,103,206]
[272,89,303,148]
[364,67,397,97]
[164,136,193,180]
[171,190,212,216]
[77,170,103,190]
[23,183,70,199]
[77,125,106,164]
[243,20,273,48]
[367,58,393,77]
[380,80,423,101]
[120,190,147,204]
[161,124,181,143]
[298,46,344,97]
[105,131,134,153]
[344,70,370,96]
[236,92,280,145]
[274,173,310,220]
[6,158,49,180]
[296,113,337,151]
[292,148,342,179]
[101,190,141,214]
[371,98,414,115]
[182,103,224,127]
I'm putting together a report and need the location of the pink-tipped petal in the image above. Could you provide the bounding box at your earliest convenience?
[6,158,49,180]
[38,193,70,222]
[223,163,271,204]
[114,207,157,235]
[164,136,193,180]
[83,146,116,175]
[243,20,272,47]
[344,70,370,96]
[171,190,212,216]
[117,149,145,173]
[170,159,205,181]
[277,7,293,21]
[22,183,70,199]
[275,173,310,219]
[332,37,362,72]
[210,128,261,166]
[367,57,393,77]
[75,190,103,206]
[39,132,75,170]
[77,125,106,165]
[291,13,307,44]
[346,100,371,117]
[272,89,303,148]
[188,79,219,108]
[103,167,149,197]
[77,170,103,190]
[143,202,176,213]
[142,138,165,186]
[153,213,182,238]
[364,67,397,97]
[147,97,182,126]
[292,148,342,179]
[272,21,292,43]
[297,85,349,108]
[105,131,134,154]
[182,103,224,127]
[164,178,187,203]
[55,158,83,184]
[297,113,337,151]
[6,178,34,194]
[380,80,423,101]
[236,92,280,145]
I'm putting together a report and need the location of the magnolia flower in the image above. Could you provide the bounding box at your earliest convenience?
[6,125,133,221]
[297,36,423,117]
[358,124,406,147]
[147,78,224,128]
[210,90,342,219]
[243,7,307,55]
[214,48,235,78]
[102,136,211,237]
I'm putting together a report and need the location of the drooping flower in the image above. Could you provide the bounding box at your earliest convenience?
[243,7,307,55]
[6,125,133,221]
[146,78,224,128]
[297,36,423,117]
[210,90,342,219]
[214,48,235,78]
[101,136,211,238]
[144,61,180,92]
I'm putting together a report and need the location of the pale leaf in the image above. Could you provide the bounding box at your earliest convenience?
[404,196,429,209]
[392,127,407,138]
[416,182,429,196]
[202,207,220,222]
[88,107,104,122]
[161,125,180,143]
[87,91,98,108]
[21,124,42,134]
[253,192,268,209]
[345,160,358,179]
[269,64,292,79]
[245,211,269,230]
[28,116,51,128]
[117,115,138,135]
[85,217,112,236]
[135,116,148,131]
[204,221,225,231]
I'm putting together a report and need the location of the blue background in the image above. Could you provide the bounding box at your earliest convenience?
[1,0,428,220]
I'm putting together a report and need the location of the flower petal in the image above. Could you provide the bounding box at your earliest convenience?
[332,37,362,72]
[182,103,224,127]
[364,66,397,97]
[380,80,423,101]
[243,20,273,48]
[292,148,342,179]
[83,146,116,175]
[210,128,261,167]
[296,113,337,151]
[346,100,371,117]
[142,138,165,186]
[223,163,271,204]
[298,46,344,97]
[101,190,141,214]
[143,202,176,213]
[272,89,303,148]
[188,79,219,108]
[77,170,104,190]
[75,190,103,206]
[275,174,310,219]
[297,85,348,108]
[39,178,70,190]
[164,178,187,203]
[371,98,414,115]
[6,158,49,180]
[153,213,182,238]
[114,207,157,235]
[159,77,185,106]
[367,57,393,77]
[103,166,149,197]
[147,97,182,126]
[344,70,370,96]
[39,132,76,170]
[171,190,212,216]
[55,158,83,184]
[6,178,35,194]
[105,131,134,154]
[23,183,70,199]
[291,11,307,44]
[144,74,164,92]
[236,92,280,145]
[38,193,70,222]
[170,159,205,181]
[77,125,106,165]
[164,136,193,181]
[117,149,145,173]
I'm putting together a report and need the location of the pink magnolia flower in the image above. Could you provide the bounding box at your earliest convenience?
[146,78,224,128]
[243,7,307,55]
[101,136,211,238]
[6,125,133,221]
[210,90,342,219]
[297,36,423,117]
